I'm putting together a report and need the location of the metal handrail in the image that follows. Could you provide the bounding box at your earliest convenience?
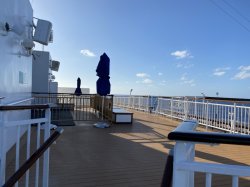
[168,120,250,187]
[32,92,114,97]
[168,131,250,145]
[2,128,64,187]
[0,104,49,111]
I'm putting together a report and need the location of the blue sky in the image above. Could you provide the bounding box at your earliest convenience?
[32,0,250,98]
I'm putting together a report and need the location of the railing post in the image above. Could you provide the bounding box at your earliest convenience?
[206,101,209,131]
[231,103,236,134]
[172,141,195,187]
[206,173,212,187]
[202,98,205,124]
[139,97,141,110]
[184,98,188,120]
[0,132,5,186]
[232,176,238,187]
[147,95,150,112]
[194,97,197,117]
[42,108,51,187]
[0,112,6,186]
[171,98,173,119]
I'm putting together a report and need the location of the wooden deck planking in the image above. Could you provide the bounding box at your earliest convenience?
[48,110,250,186]
[5,109,250,186]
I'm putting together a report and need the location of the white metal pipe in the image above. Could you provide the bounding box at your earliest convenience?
[43,108,51,187]
[35,123,41,187]
[205,173,212,187]
[0,126,6,185]
[15,125,21,187]
[25,124,31,187]
[232,176,238,187]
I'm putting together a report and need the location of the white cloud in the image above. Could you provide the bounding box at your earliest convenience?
[136,73,150,78]
[159,80,167,86]
[214,71,225,76]
[171,50,193,59]
[180,73,196,87]
[213,67,230,77]
[233,66,250,80]
[142,78,153,84]
[80,49,95,57]
[180,73,187,81]
[158,72,163,76]
[136,78,153,84]
[176,62,194,69]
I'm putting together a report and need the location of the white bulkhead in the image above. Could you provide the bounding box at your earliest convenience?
[0,0,33,153]
[0,0,33,104]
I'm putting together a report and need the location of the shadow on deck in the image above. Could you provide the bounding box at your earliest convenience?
[47,110,250,187]
[6,110,250,186]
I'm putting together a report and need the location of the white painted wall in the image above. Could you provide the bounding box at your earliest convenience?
[0,0,33,153]
[0,0,33,104]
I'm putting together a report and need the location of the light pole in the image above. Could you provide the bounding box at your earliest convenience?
[129,89,133,108]
[130,89,133,96]
[201,92,206,126]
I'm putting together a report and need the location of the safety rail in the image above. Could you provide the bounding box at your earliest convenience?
[114,96,154,112]
[163,120,250,187]
[3,128,63,187]
[32,93,113,124]
[0,104,58,187]
[114,96,250,135]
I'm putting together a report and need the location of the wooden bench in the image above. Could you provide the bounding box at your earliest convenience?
[112,108,133,124]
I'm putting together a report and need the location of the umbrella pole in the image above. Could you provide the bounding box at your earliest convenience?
[101,96,104,120]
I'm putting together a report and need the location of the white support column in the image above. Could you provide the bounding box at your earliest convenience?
[43,108,51,187]
[15,125,21,187]
[231,103,236,134]
[171,98,173,119]
[205,173,212,187]
[25,124,31,187]
[0,112,6,186]
[0,129,6,186]
[184,99,188,120]
[173,141,195,187]
[206,102,209,131]
[35,123,41,187]
[194,97,197,117]
[232,176,238,187]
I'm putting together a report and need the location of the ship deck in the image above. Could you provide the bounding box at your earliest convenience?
[46,110,250,187]
[6,109,250,186]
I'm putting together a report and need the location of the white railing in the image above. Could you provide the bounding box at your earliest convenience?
[0,105,51,187]
[114,96,250,135]
[114,96,152,112]
[167,120,250,187]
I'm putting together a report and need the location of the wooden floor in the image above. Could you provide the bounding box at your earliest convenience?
[46,110,250,187]
[7,110,250,186]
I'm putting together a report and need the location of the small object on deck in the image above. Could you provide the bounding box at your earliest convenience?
[93,122,110,128]
[112,107,133,124]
